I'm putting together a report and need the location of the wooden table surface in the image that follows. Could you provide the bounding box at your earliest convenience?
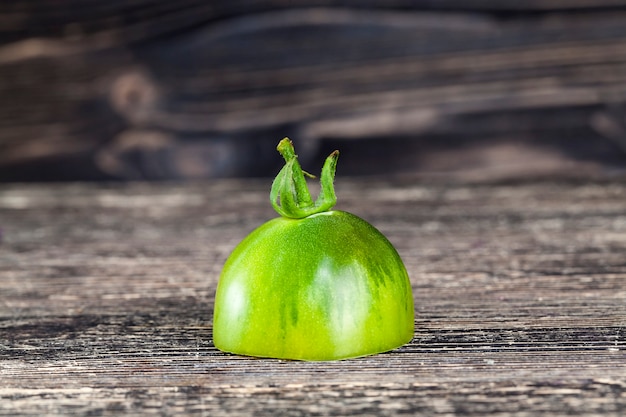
[1,178,625,416]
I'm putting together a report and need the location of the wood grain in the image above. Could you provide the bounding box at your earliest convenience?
[3,2,626,180]
[1,179,625,415]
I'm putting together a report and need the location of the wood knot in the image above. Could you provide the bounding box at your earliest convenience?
[109,70,160,124]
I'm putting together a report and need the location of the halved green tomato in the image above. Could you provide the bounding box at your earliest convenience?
[213,138,414,360]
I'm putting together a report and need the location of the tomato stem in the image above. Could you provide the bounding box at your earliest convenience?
[271,138,339,218]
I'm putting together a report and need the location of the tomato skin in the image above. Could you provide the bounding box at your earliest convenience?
[213,210,414,361]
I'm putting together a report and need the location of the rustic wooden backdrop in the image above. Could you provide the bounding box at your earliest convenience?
[3,1,626,181]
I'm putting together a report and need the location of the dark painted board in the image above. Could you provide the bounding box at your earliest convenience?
[2,3,626,180]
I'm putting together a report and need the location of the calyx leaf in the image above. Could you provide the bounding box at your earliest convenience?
[270,138,339,219]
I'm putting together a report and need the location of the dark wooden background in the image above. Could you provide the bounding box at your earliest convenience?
[3,1,626,181]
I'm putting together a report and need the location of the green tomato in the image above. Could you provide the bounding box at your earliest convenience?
[213,138,414,360]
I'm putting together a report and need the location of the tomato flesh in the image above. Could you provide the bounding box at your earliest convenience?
[213,210,414,361]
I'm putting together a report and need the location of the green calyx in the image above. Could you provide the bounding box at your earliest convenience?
[270,138,339,219]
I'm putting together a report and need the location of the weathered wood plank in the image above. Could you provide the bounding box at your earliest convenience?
[0,179,625,415]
